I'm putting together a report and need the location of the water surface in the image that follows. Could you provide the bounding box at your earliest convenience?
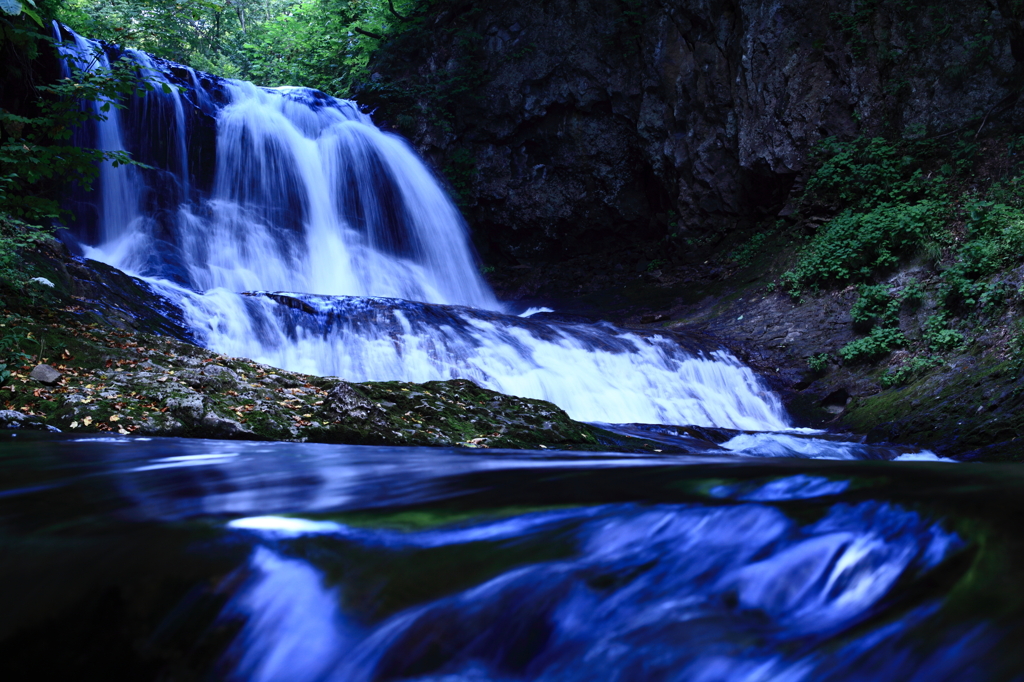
[2,433,1022,681]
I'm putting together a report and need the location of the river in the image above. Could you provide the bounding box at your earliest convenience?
[3,432,1023,680]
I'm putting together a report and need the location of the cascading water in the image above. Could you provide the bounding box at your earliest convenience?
[54,25,790,430]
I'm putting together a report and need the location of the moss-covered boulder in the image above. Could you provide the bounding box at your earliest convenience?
[0,314,667,452]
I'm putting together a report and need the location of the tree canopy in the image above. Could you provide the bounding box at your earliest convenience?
[52,0,420,96]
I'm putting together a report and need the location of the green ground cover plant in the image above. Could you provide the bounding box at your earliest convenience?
[787,128,1024,381]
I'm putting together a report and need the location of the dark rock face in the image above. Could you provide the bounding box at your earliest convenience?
[365,0,1023,261]
[23,240,194,342]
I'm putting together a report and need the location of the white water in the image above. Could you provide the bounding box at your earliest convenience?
[56,26,793,430]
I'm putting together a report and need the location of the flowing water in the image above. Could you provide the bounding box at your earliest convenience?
[6,26,1018,679]
[51,25,794,430]
[2,434,1024,680]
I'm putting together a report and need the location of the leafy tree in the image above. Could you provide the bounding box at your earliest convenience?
[1,2,148,289]
[52,0,419,96]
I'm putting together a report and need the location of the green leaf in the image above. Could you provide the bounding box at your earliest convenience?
[21,5,42,26]
[0,0,21,17]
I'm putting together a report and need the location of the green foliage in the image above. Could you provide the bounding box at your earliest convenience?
[610,0,644,55]
[1,25,149,289]
[880,355,943,388]
[829,0,992,74]
[1010,320,1024,370]
[730,222,782,268]
[360,4,489,132]
[57,0,242,67]
[939,200,1024,310]
[838,283,909,363]
[441,146,477,206]
[0,315,30,385]
[806,352,831,374]
[2,57,143,222]
[839,325,906,363]
[849,283,899,327]
[922,312,965,352]
[803,137,937,210]
[54,0,421,96]
[781,200,944,292]
[780,131,989,294]
[901,277,925,307]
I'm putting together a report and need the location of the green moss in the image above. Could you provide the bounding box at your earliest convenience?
[0,313,673,452]
[843,359,1024,455]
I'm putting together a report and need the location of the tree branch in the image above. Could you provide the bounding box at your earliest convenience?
[387,0,410,21]
[353,27,383,39]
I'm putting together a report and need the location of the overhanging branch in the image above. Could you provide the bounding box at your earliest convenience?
[353,27,383,39]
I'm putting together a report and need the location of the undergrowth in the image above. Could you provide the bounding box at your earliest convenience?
[774,128,1024,386]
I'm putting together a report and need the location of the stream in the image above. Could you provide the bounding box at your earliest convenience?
[4,26,1023,679]
[3,433,1024,680]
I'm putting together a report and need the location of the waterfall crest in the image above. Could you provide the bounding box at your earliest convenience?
[54,25,791,430]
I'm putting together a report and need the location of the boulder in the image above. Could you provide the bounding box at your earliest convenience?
[29,364,62,386]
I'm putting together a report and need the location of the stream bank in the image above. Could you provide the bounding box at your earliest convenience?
[484,229,1024,461]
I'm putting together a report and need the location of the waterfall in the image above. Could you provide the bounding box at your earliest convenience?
[53,26,791,430]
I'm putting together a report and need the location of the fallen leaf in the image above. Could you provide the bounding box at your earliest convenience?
[109,414,120,422]
[83,416,93,426]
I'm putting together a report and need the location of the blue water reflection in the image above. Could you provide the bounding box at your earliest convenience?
[0,435,1019,681]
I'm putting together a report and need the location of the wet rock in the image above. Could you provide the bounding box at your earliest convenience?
[29,364,62,386]
[0,410,58,431]
[3,315,670,452]
[24,242,194,342]
[200,412,256,439]
[325,382,385,423]
[178,364,239,391]
[165,394,206,425]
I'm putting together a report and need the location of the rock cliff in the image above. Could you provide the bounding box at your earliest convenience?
[362,0,1024,261]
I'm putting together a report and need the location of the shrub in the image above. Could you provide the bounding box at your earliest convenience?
[0,315,30,385]
[922,313,965,351]
[806,352,831,373]
[880,355,944,388]
[940,201,1024,309]
[849,283,900,328]
[804,137,934,210]
[781,200,945,292]
[839,326,906,362]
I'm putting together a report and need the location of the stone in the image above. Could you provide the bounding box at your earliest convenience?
[165,394,206,424]
[326,382,381,422]
[0,409,55,431]
[200,412,255,439]
[29,364,62,386]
